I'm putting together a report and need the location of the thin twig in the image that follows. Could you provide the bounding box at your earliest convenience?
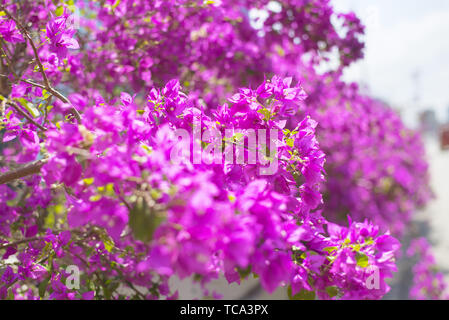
[20,78,82,124]
[0,235,46,250]
[0,72,73,102]
[0,97,5,116]
[7,100,47,131]
[0,38,19,79]
[0,158,48,185]
[1,6,51,89]
[0,5,82,124]
[42,95,52,126]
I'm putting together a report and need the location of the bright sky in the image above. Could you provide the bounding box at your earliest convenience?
[331,0,449,127]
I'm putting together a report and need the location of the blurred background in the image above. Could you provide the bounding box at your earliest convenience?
[330,0,449,299]
[333,0,449,129]
[171,0,449,299]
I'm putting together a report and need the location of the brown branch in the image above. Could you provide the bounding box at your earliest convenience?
[20,79,70,104]
[0,97,5,116]
[0,235,46,250]
[0,38,19,79]
[19,78,81,123]
[0,158,48,185]
[42,95,52,126]
[0,74,75,109]
[0,5,82,124]
[1,6,51,89]
[7,101,47,131]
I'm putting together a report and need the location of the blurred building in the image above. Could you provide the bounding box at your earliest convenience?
[447,104,449,123]
[419,109,438,135]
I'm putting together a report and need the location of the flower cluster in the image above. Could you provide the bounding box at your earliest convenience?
[0,0,437,300]
[46,14,79,60]
[1,74,400,299]
[0,18,23,43]
[295,72,433,237]
[407,238,448,300]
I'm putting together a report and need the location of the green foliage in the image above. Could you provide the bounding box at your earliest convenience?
[129,196,165,243]
[288,285,316,300]
[356,252,369,268]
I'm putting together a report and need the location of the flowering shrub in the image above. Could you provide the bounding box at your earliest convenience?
[0,0,438,300]
[296,72,433,237]
[407,238,448,300]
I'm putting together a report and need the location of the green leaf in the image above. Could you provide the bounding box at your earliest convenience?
[16,98,40,118]
[325,286,339,298]
[129,197,165,243]
[44,211,55,229]
[100,233,115,253]
[323,246,338,253]
[285,138,294,148]
[5,110,13,120]
[233,132,244,141]
[55,6,64,16]
[112,0,122,9]
[236,266,251,280]
[25,104,40,118]
[38,242,52,267]
[356,252,369,268]
[83,177,94,186]
[89,194,102,202]
[287,285,316,300]
[103,280,120,299]
[38,277,51,299]
[41,89,51,100]
[6,288,14,300]
[257,108,271,121]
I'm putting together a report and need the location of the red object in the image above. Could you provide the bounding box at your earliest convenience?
[440,125,449,150]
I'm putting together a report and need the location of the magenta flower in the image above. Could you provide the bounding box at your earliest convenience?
[0,19,24,43]
[46,17,79,59]
[0,0,434,301]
